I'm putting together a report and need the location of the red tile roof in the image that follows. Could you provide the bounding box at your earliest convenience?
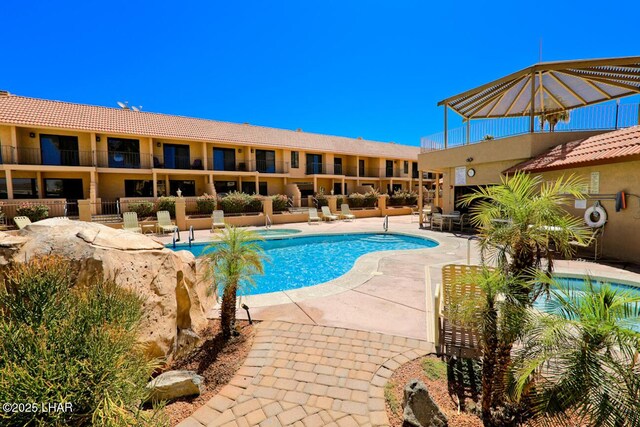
[505,125,640,173]
[0,93,419,159]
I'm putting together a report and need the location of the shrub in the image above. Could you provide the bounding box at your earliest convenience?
[16,203,49,222]
[196,193,217,214]
[219,192,263,214]
[315,191,328,208]
[348,193,365,208]
[157,196,176,218]
[388,189,418,206]
[271,194,289,212]
[0,256,165,426]
[363,189,380,208]
[127,201,155,218]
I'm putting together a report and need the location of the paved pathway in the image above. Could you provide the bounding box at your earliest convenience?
[177,321,435,427]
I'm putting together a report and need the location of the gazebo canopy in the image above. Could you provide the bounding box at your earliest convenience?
[438,56,640,119]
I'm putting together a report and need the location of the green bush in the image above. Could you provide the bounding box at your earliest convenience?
[157,197,176,218]
[0,256,165,427]
[271,194,289,212]
[219,192,262,214]
[16,203,49,222]
[315,192,328,208]
[363,189,380,208]
[348,193,365,208]
[196,193,217,214]
[128,201,155,218]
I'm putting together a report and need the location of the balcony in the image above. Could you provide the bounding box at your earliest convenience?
[153,155,205,170]
[0,146,93,166]
[97,151,151,169]
[250,160,289,174]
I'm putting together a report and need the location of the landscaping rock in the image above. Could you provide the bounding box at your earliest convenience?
[403,379,448,427]
[146,370,204,402]
[0,219,214,361]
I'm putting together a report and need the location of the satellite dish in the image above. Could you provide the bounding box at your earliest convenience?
[117,101,129,109]
[131,106,140,112]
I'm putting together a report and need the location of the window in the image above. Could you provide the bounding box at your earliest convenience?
[214,181,237,194]
[412,162,418,178]
[256,150,276,173]
[386,160,394,177]
[404,161,409,174]
[125,180,154,197]
[169,180,196,197]
[358,159,365,176]
[334,158,343,175]
[0,178,38,199]
[291,151,299,168]
[44,179,84,200]
[107,137,140,168]
[40,134,80,166]
[163,144,190,169]
[213,148,236,171]
[306,154,323,174]
[242,182,268,195]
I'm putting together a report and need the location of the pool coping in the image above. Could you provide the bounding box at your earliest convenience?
[172,229,452,308]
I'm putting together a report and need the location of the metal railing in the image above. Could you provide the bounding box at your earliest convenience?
[153,155,204,170]
[90,199,121,222]
[421,102,640,152]
[10,147,93,166]
[0,199,68,222]
[97,151,151,169]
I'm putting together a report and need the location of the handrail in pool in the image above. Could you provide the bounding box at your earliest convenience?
[265,214,272,230]
[383,215,389,232]
[188,225,195,248]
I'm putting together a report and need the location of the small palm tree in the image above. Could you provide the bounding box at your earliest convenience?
[200,226,267,339]
[511,276,640,426]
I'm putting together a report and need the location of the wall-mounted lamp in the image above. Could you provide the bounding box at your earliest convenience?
[466,157,474,163]
[238,148,242,153]
[29,132,35,138]
[96,136,101,142]
[250,148,254,153]
[157,142,161,147]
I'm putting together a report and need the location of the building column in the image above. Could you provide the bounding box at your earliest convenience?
[201,142,208,170]
[165,175,170,197]
[90,133,98,166]
[5,169,13,199]
[238,176,243,191]
[255,174,259,192]
[152,171,158,197]
[313,176,318,193]
[9,126,17,163]
[36,171,44,198]
[418,171,424,226]
[435,173,440,208]
[206,174,215,195]
[341,177,345,195]
[147,138,154,169]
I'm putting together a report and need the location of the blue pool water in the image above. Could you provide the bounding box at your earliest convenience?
[180,233,438,295]
[535,276,640,329]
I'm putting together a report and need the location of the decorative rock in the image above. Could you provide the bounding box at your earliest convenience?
[403,379,448,427]
[146,370,204,402]
[0,218,214,360]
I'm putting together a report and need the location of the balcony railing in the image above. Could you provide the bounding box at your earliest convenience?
[250,160,289,174]
[153,155,205,170]
[421,102,640,152]
[0,147,93,166]
[97,151,151,169]
[305,162,327,175]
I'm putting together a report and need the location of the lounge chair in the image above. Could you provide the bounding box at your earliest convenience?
[211,210,225,231]
[321,206,338,221]
[431,213,444,231]
[156,210,178,234]
[452,213,471,232]
[122,212,142,233]
[308,208,321,224]
[437,264,485,358]
[13,216,32,230]
[570,226,604,260]
[340,204,356,221]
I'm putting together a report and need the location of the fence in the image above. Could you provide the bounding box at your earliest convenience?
[0,199,69,227]
[421,102,640,151]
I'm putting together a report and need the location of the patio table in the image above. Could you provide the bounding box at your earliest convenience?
[441,214,460,231]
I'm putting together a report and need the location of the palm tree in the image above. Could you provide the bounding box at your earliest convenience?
[458,172,591,415]
[510,276,640,426]
[200,226,267,339]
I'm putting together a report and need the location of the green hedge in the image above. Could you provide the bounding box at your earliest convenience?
[0,256,165,426]
[272,194,289,212]
[388,189,418,206]
[196,193,217,214]
[219,192,263,214]
[337,189,380,208]
[16,203,49,222]
[157,197,176,218]
[127,201,155,218]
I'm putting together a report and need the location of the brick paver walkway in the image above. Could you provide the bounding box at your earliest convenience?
[178,321,435,427]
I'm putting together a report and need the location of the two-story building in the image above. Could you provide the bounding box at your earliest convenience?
[417,56,640,262]
[0,92,427,209]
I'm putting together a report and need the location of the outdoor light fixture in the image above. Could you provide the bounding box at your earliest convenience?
[466,157,474,162]
[29,132,35,138]
[96,136,101,142]
[241,303,252,324]
[238,148,242,153]
[157,142,161,147]
[176,188,182,197]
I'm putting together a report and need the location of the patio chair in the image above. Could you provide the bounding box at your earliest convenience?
[211,210,225,231]
[156,210,178,235]
[308,208,321,224]
[452,213,471,232]
[191,159,204,170]
[13,216,32,230]
[122,212,142,233]
[431,213,444,231]
[570,226,604,260]
[437,264,485,358]
[321,206,338,221]
[340,204,356,221]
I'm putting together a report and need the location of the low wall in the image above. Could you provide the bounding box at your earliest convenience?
[383,206,413,216]
[186,213,264,229]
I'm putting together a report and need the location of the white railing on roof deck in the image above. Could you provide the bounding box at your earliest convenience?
[421,102,640,152]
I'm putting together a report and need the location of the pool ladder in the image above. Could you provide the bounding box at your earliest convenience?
[265,214,272,230]
[383,215,389,232]
[188,226,195,248]
[172,228,180,249]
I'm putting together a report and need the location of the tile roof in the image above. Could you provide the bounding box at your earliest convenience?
[505,125,640,173]
[0,93,419,159]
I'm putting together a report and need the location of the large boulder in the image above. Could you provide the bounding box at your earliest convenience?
[403,379,448,427]
[146,370,204,402]
[0,218,214,361]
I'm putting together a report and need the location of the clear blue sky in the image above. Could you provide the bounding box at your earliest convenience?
[1,0,638,146]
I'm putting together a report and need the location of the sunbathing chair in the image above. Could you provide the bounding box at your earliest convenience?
[308,208,321,224]
[430,213,444,231]
[13,216,32,230]
[122,212,142,233]
[321,206,338,221]
[156,210,178,234]
[211,210,225,231]
[437,264,485,358]
[340,204,356,221]
[570,226,604,260]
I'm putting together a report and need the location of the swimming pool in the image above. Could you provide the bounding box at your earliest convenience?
[254,228,302,237]
[180,233,438,295]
